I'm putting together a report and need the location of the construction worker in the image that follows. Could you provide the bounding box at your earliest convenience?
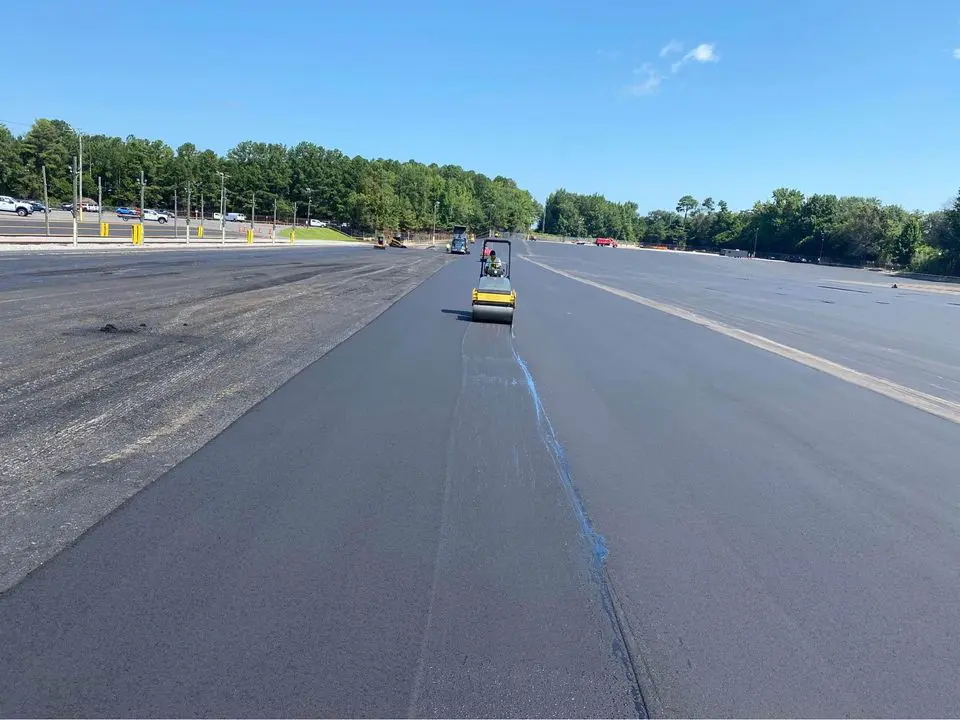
[485,250,504,276]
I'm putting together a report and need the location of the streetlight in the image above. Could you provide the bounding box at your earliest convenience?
[432,200,439,246]
[305,187,312,228]
[70,157,78,247]
[139,170,146,237]
[74,127,84,221]
[216,171,229,245]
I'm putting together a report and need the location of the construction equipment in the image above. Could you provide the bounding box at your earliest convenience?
[471,238,515,324]
[389,233,407,248]
[450,225,470,254]
[374,235,386,249]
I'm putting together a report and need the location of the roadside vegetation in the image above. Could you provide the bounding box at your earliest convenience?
[0,119,541,234]
[279,226,356,241]
[4,118,960,274]
[542,188,960,273]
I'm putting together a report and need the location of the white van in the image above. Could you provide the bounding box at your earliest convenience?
[225,212,246,222]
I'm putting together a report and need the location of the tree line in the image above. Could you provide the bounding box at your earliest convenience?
[0,119,542,233]
[542,187,960,274]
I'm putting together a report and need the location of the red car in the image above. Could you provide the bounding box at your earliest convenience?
[595,237,618,247]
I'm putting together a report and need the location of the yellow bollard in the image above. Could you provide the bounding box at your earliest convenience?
[131,224,144,246]
[289,230,295,244]
[246,228,254,244]
[100,222,109,237]
[197,225,204,238]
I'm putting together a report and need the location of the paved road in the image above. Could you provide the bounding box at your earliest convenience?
[535,243,960,404]
[2,242,960,716]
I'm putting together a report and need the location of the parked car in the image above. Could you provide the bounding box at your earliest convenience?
[81,202,100,212]
[309,219,328,227]
[0,196,33,216]
[60,202,74,211]
[142,209,168,223]
[28,200,47,212]
[116,207,140,220]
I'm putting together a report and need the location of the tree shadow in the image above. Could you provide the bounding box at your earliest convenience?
[441,308,473,321]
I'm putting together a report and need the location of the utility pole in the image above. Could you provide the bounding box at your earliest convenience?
[71,157,78,247]
[139,170,146,236]
[432,200,439,247]
[292,201,298,235]
[305,188,312,228]
[97,176,102,226]
[41,165,50,237]
[752,225,759,258]
[251,191,256,236]
[185,182,191,244]
[818,230,825,264]
[272,196,277,243]
[174,187,178,240]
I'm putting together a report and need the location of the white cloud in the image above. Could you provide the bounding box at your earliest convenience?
[953,47,960,59]
[627,64,662,95]
[671,42,719,72]
[660,40,683,57]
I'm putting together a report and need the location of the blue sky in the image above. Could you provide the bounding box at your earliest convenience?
[2,0,959,212]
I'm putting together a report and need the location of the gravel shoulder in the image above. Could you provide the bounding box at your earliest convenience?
[0,246,451,591]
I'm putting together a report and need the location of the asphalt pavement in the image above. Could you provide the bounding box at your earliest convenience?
[2,242,960,716]
[0,212,246,238]
[0,245,451,593]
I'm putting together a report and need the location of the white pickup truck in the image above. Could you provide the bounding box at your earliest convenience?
[0,196,33,216]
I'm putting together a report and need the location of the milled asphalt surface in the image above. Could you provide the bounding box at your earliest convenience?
[0,244,450,593]
[2,241,960,716]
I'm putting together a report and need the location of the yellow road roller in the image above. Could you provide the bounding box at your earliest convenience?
[471,238,516,324]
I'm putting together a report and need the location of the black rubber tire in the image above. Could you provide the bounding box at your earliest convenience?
[16,208,28,217]
[158,217,167,224]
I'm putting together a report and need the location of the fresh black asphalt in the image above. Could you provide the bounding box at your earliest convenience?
[2,242,959,717]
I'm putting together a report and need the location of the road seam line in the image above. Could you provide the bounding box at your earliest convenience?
[522,256,960,426]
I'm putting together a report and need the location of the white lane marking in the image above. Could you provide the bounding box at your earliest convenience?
[522,257,960,426]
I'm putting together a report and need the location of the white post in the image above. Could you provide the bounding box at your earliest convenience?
[71,157,78,247]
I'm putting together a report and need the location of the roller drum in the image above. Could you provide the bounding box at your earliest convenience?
[472,304,514,324]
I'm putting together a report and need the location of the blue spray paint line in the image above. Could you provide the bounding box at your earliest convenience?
[512,346,609,567]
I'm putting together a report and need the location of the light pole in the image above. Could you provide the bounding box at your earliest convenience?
[71,158,78,246]
[216,171,228,245]
[272,196,277,243]
[752,225,759,258]
[185,181,191,243]
[432,200,439,247]
[305,188,312,228]
[97,176,102,227]
[41,165,50,237]
[77,130,83,222]
[139,170,146,237]
[251,191,256,236]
